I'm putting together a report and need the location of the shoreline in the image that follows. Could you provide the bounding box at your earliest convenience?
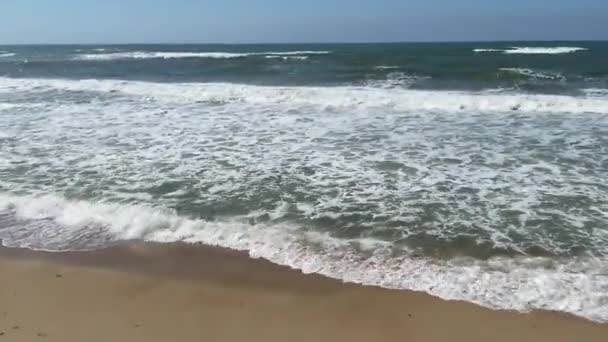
[1,242,607,342]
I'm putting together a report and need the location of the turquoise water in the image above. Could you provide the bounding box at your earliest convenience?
[1,43,607,321]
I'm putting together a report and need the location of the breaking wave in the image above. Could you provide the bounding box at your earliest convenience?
[75,50,331,60]
[0,193,607,322]
[474,47,588,55]
[1,77,606,114]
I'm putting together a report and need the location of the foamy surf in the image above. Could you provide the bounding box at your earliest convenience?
[1,42,608,325]
[505,47,588,54]
[265,55,309,60]
[0,193,607,322]
[499,68,565,80]
[75,50,331,60]
[473,48,504,53]
[374,66,400,70]
[1,77,607,114]
[473,47,588,54]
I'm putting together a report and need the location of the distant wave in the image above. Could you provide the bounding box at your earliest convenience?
[75,50,331,60]
[374,66,400,70]
[474,47,587,55]
[498,68,565,80]
[265,51,330,56]
[584,88,608,97]
[473,49,503,53]
[265,55,309,61]
[505,47,588,55]
[0,52,16,58]
[366,72,430,89]
[75,48,113,52]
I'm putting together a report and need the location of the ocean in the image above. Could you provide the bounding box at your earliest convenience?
[1,42,607,321]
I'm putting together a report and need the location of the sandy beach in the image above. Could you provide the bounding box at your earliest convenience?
[0,243,606,342]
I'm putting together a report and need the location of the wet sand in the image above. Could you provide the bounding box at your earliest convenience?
[0,242,606,342]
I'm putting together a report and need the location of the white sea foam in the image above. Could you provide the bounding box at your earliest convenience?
[1,77,606,114]
[474,47,587,55]
[374,65,400,70]
[499,68,565,80]
[473,48,503,53]
[2,75,608,321]
[76,52,251,60]
[265,55,309,60]
[505,47,588,55]
[366,72,429,89]
[0,193,607,322]
[77,48,110,52]
[265,51,330,56]
[0,52,16,58]
[75,50,331,60]
[583,88,608,98]
[0,103,21,110]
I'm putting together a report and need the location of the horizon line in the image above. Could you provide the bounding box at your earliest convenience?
[1,39,607,46]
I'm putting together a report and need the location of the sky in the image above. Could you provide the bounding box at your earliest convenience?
[0,0,606,44]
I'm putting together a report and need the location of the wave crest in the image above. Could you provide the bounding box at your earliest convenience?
[473,47,588,55]
[498,68,565,80]
[0,193,607,322]
[1,77,606,114]
[75,50,331,60]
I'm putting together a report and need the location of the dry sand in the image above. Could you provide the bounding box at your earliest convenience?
[0,243,606,342]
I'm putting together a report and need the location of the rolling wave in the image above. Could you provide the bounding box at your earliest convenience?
[265,55,309,60]
[473,48,503,53]
[498,68,565,80]
[374,66,400,70]
[1,77,606,114]
[2,74,608,322]
[505,47,588,54]
[0,193,607,322]
[75,50,331,60]
[474,47,588,55]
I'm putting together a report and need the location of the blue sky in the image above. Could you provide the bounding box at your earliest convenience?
[1,0,606,44]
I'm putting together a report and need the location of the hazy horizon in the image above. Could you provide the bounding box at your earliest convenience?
[1,39,607,47]
[1,0,606,44]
